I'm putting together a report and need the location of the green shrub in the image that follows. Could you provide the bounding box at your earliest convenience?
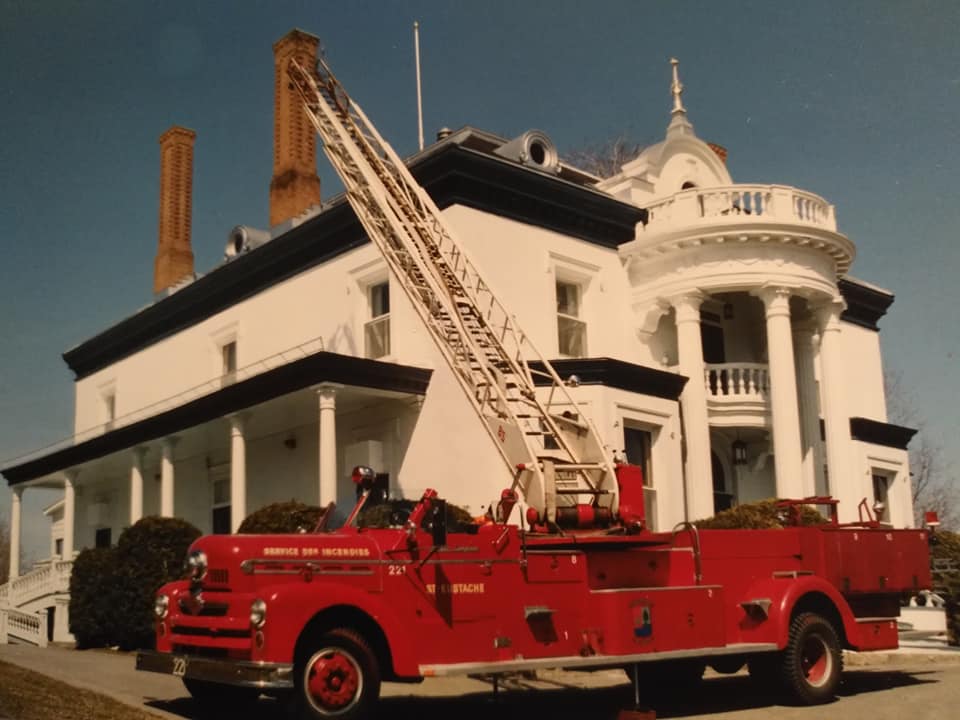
[238,500,324,534]
[106,516,200,651]
[356,498,476,533]
[694,499,829,530]
[930,529,960,646]
[68,547,119,649]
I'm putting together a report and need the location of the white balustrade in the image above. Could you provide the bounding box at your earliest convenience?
[644,184,836,232]
[1,608,48,647]
[704,363,770,401]
[3,560,73,609]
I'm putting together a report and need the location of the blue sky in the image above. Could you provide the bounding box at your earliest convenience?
[1,0,957,560]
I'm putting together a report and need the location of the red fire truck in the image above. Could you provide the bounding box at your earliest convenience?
[136,48,932,719]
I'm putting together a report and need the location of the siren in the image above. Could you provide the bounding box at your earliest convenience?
[224,225,272,259]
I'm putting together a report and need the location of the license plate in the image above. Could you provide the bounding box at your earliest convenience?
[172,656,188,677]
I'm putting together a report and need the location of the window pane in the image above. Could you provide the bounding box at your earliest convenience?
[623,427,653,487]
[212,506,232,535]
[94,528,112,549]
[558,316,587,357]
[222,341,237,375]
[556,282,580,317]
[365,316,391,358]
[213,478,230,506]
[370,282,390,317]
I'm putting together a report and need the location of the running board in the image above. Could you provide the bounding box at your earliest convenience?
[419,642,779,677]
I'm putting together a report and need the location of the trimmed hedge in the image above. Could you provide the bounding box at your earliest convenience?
[68,516,200,650]
[930,530,960,646]
[68,547,118,649]
[238,501,324,534]
[238,498,477,534]
[694,499,829,530]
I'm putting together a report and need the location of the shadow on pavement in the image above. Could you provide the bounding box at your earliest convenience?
[145,669,940,720]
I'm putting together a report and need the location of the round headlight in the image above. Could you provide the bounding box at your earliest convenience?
[250,598,267,629]
[184,550,208,581]
[154,594,169,619]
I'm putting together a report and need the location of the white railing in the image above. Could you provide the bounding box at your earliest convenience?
[644,184,836,232]
[2,560,73,609]
[705,363,769,401]
[0,335,327,470]
[0,607,48,647]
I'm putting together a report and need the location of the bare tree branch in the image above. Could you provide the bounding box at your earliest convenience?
[885,369,959,528]
[564,134,644,179]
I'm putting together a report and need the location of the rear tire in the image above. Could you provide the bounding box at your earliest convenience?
[780,612,843,705]
[295,628,381,719]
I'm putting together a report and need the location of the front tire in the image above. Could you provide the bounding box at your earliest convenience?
[780,612,843,705]
[295,628,381,719]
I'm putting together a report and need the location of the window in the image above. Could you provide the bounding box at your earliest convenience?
[212,477,231,534]
[623,426,655,530]
[55,538,64,558]
[365,281,391,359]
[103,392,116,431]
[712,452,734,513]
[221,340,238,384]
[872,474,891,523]
[556,281,587,357]
[94,528,112,549]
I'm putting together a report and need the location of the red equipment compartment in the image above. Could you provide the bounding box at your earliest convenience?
[816,528,931,595]
[589,586,726,656]
[854,617,899,650]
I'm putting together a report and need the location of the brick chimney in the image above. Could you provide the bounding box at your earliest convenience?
[154,126,196,293]
[270,29,321,227]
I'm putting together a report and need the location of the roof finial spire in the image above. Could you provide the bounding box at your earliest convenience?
[670,57,685,115]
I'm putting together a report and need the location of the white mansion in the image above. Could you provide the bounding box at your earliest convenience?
[1,34,915,646]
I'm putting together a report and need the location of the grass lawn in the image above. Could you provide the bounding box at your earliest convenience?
[0,660,160,720]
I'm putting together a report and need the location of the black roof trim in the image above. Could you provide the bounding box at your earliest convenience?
[849,416,917,450]
[63,144,646,380]
[838,278,894,331]
[529,357,687,401]
[3,352,432,485]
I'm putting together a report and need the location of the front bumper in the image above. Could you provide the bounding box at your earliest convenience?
[136,650,294,690]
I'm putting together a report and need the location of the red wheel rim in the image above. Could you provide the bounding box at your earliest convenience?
[305,648,363,714]
[800,634,832,688]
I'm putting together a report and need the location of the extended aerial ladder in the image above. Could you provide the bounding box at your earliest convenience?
[288,58,618,525]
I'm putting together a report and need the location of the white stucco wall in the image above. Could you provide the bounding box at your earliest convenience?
[839,322,888,421]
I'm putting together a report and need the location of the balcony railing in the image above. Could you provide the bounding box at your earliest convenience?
[1,335,327,470]
[644,184,837,232]
[705,363,769,401]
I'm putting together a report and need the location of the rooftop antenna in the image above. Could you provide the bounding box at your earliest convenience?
[414,21,424,151]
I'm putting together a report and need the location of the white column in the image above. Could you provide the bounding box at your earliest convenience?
[817,300,855,519]
[793,323,825,497]
[228,413,248,533]
[129,446,146,525]
[160,436,178,517]
[9,487,22,579]
[317,384,341,507]
[63,470,77,560]
[757,287,804,499]
[672,293,714,521]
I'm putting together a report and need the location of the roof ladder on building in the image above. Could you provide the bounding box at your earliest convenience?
[288,57,618,524]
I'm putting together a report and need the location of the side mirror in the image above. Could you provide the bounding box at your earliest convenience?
[429,499,447,548]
